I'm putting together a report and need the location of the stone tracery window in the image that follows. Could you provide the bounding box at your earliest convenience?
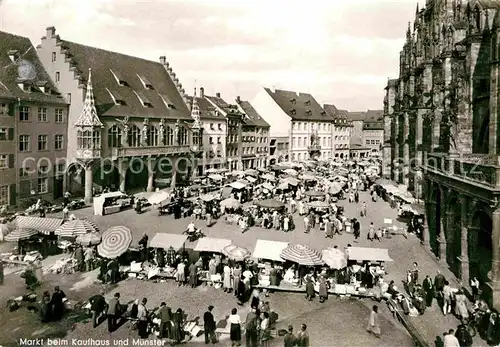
[128,124,141,147]
[147,125,158,146]
[475,7,481,30]
[108,124,122,148]
[166,125,174,145]
[178,126,188,145]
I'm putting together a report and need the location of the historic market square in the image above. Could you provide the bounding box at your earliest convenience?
[2,0,500,346]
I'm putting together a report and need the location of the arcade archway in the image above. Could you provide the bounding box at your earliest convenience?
[469,209,492,284]
[426,183,441,256]
[93,162,119,191]
[446,193,461,277]
[125,158,148,191]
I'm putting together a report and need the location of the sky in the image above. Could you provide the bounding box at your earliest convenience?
[1,0,422,111]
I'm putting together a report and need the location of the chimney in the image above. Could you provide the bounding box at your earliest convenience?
[200,87,205,98]
[159,56,166,64]
[46,26,56,38]
[216,92,221,98]
[236,96,241,104]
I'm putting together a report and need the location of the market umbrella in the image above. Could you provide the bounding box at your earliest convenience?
[284,169,298,176]
[255,199,285,209]
[4,228,38,242]
[55,219,100,238]
[221,197,241,209]
[322,247,347,269]
[280,244,323,266]
[262,173,276,181]
[299,174,317,181]
[277,182,290,190]
[261,182,274,190]
[328,183,343,195]
[229,170,245,176]
[222,244,251,261]
[284,177,299,186]
[308,201,329,209]
[305,190,325,197]
[75,232,101,246]
[97,226,132,259]
[148,190,170,205]
[244,169,258,177]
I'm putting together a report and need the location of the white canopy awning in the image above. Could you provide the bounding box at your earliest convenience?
[149,233,187,251]
[229,181,246,190]
[194,237,232,253]
[208,174,224,181]
[252,239,289,262]
[346,247,393,262]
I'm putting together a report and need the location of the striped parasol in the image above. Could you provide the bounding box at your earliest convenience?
[280,244,323,266]
[55,219,100,238]
[4,228,38,242]
[222,244,251,262]
[75,232,101,246]
[97,226,132,259]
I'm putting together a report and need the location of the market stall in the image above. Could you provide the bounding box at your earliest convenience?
[14,216,63,235]
[148,190,171,205]
[149,233,187,251]
[97,226,132,259]
[252,240,289,262]
[221,244,251,262]
[93,191,130,216]
[254,199,285,210]
[194,238,232,283]
[346,247,393,262]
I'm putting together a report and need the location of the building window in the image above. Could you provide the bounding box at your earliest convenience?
[107,125,122,148]
[179,126,188,145]
[51,52,56,62]
[55,72,60,82]
[218,124,222,130]
[38,165,49,175]
[0,185,8,205]
[55,134,64,150]
[38,177,48,194]
[217,150,221,157]
[38,135,48,151]
[146,125,158,146]
[19,106,29,121]
[0,128,7,141]
[128,125,141,147]
[0,154,8,168]
[217,137,221,144]
[210,123,215,130]
[19,135,30,152]
[38,107,47,122]
[77,130,92,149]
[19,167,28,177]
[0,103,8,116]
[209,137,214,144]
[55,108,64,122]
[166,125,174,145]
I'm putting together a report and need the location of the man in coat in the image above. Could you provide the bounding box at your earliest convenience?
[189,262,198,288]
[158,302,172,339]
[245,306,258,347]
[107,292,121,333]
[284,325,296,347]
[89,293,107,328]
[203,305,217,344]
[423,275,434,307]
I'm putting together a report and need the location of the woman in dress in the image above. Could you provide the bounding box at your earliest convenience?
[233,265,242,297]
[171,308,185,344]
[176,261,186,286]
[208,257,217,283]
[228,308,242,347]
[455,290,469,322]
[366,305,381,338]
[223,263,232,292]
[260,312,271,346]
[318,276,329,303]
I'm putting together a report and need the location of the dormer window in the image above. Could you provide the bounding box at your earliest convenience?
[106,88,126,105]
[109,69,127,86]
[8,50,19,63]
[304,100,311,106]
[320,111,326,116]
[306,110,312,116]
[137,74,153,90]
[290,109,296,115]
[36,81,50,94]
[134,91,153,107]
[290,98,296,104]
[17,82,31,92]
[159,93,175,109]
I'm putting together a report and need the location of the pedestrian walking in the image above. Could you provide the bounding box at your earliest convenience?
[89,293,107,328]
[107,293,120,333]
[245,306,258,347]
[137,298,148,338]
[423,275,434,307]
[157,302,172,339]
[284,325,296,347]
[296,324,309,347]
[444,329,460,347]
[228,308,242,347]
[366,305,381,338]
[204,305,217,344]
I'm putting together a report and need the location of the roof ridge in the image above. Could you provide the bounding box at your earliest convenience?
[61,39,162,66]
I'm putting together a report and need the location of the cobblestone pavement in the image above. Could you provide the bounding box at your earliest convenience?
[61,190,465,345]
[0,190,465,346]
